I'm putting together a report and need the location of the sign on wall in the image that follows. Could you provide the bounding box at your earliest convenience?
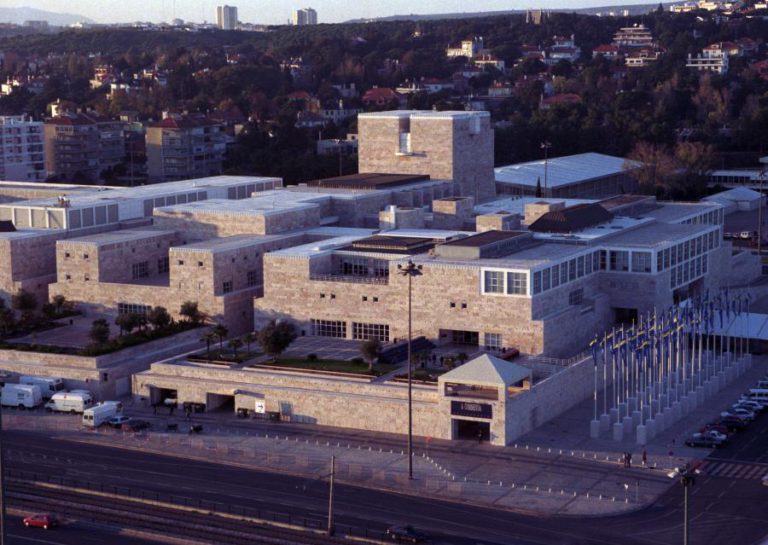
[451,401,492,419]
[254,400,266,414]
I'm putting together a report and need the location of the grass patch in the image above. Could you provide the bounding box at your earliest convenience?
[268,357,399,376]
[190,349,261,364]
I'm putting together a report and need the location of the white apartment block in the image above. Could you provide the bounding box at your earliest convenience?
[0,116,45,182]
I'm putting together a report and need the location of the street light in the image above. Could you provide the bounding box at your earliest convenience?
[757,156,768,259]
[398,260,422,480]
[667,464,700,545]
[540,141,552,196]
[0,400,5,545]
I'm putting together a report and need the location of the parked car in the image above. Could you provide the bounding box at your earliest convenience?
[724,407,756,421]
[699,430,728,443]
[734,400,764,413]
[386,525,428,543]
[763,474,768,487]
[718,416,749,431]
[701,423,731,436]
[108,415,131,429]
[685,435,724,448]
[23,514,58,529]
[125,419,150,432]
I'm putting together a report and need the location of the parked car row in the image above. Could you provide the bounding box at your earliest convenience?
[687,378,768,448]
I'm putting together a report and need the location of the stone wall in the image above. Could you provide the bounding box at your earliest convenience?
[133,362,444,437]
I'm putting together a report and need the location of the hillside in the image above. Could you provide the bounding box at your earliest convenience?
[0,6,92,26]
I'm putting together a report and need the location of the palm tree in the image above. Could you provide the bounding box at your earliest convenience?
[200,331,216,360]
[212,323,229,352]
[242,331,257,354]
[228,337,244,358]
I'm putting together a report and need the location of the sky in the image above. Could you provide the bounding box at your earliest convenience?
[3,0,660,25]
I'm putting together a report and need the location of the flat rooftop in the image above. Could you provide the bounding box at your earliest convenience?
[307,173,430,190]
[495,153,640,189]
[172,233,299,253]
[474,196,594,216]
[57,229,176,247]
[359,110,490,120]
[641,202,722,223]
[441,230,527,248]
[344,235,435,254]
[156,191,326,217]
[599,221,716,249]
[4,176,281,209]
[421,242,590,270]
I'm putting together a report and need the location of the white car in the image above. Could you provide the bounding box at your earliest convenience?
[700,430,728,442]
[723,408,755,421]
[763,474,768,487]
[735,400,764,412]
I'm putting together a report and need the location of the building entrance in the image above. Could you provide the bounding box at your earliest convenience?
[450,330,479,345]
[453,419,490,441]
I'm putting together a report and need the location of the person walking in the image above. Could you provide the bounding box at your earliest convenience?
[642,448,647,467]
[477,428,483,444]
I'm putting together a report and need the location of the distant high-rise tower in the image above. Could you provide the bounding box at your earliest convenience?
[216,5,238,30]
[291,7,317,25]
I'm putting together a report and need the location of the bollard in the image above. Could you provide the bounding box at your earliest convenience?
[586,492,590,498]
[548,448,551,453]
[599,494,602,500]
[573,491,577,497]
[499,481,502,487]
[536,446,540,452]
[523,485,527,490]
[593,454,597,459]
[512,483,515,489]
[625,498,629,504]
[548,487,551,493]
[560,489,564,495]
[514,443,518,448]
[536,486,539,492]
[559,450,562,455]
[487,480,491,485]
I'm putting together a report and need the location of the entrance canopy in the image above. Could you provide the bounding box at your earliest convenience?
[439,353,531,389]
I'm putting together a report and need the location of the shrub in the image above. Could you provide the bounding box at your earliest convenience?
[351,357,365,365]
[307,353,318,361]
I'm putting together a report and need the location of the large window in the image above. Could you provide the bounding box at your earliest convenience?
[507,272,527,295]
[533,271,542,294]
[131,261,149,280]
[610,251,629,272]
[222,280,233,294]
[157,257,170,274]
[352,322,389,342]
[311,319,347,338]
[118,303,150,316]
[631,252,652,273]
[484,333,502,350]
[483,270,504,294]
[247,270,260,287]
[341,257,367,276]
[568,288,584,306]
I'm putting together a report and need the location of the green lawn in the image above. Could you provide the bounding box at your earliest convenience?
[192,349,261,363]
[267,357,399,376]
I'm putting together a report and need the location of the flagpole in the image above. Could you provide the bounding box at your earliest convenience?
[603,332,608,417]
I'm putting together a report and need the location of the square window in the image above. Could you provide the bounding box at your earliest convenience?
[83,253,89,259]
[362,296,368,301]
[330,294,336,299]
[373,297,379,302]
[178,260,184,266]
[320,293,326,298]
[65,274,71,280]
[65,252,70,258]
[198,261,204,267]
[450,302,456,308]
[461,303,467,309]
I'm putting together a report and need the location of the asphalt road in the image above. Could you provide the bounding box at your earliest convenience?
[1,415,767,545]
[7,515,160,545]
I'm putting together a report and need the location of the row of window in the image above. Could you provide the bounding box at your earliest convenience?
[670,255,708,289]
[656,230,718,272]
[340,258,389,277]
[681,209,723,226]
[482,270,528,295]
[118,303,150,316]
[533,251,601,295]
[310,319,391,342]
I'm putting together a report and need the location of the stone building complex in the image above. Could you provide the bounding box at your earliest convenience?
[0,110,761,445]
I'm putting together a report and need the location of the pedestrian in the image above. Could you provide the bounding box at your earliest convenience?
[642,448,647,467]
[627,453,632,468]
[153,404,157,416]
[477,429,483,444]
[439,356,445,367]
[169,404,175,416]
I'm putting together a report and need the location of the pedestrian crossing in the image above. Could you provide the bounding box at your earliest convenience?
[699,459,768,480]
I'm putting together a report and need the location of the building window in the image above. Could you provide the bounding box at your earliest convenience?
[118,303,150,316]
[247,270,259,287]
[577,256,585,277]
[631,252,652,273]
[362,296,368,301]
[507,272,527,295]
[320,293,326,298]
[542,268,551,291]
[533,271,542,294]
[373,297,379,302]
[65,274,71,280]
[131,261,149,280]
[352,322,389,341]
[551,265,560,288]
[450,302,456,308]
[610,251,629,272]
[560,262,568,284]
[83,253,89,259]
[568,259,576,281]
[311,319,347,338]
[461,303,467,309]
[568,288,584,306]
[485,333,502,350]
[198,261,204,267]
[178,260,185,266]
[65,252,71,258]
[158,257,170,274]
[341,257,367,276]
[483,270,504,294]
[599,250,607,270]
[223,280,233,294]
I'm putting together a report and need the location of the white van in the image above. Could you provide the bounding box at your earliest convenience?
[19,376,65,400]
[1,384,43,409]
[45,391,94,414]
[82,403,119,427]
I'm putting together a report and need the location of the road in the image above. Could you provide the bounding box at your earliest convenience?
[1,418,767,545]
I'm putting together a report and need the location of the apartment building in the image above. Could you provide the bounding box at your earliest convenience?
[146,115,228,183]
[43,113,124,182]
[0,115,45,182]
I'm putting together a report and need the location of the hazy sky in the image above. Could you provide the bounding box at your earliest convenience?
[4,0,659,24]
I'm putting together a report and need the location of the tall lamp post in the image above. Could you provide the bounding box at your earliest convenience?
[398,260,422,480]
[667,464,700,545]
[757,156,768,259]
[541,141,552,196]
[0,400,5,545]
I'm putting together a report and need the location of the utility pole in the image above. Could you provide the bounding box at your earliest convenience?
[541,141,552,196]
[398,260,422,480]
[327,455,335,536]
[758,157,768,260]
[668,464,698,545]
[0,402,6,545]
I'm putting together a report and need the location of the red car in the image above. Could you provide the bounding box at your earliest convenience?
[23,514,58,529]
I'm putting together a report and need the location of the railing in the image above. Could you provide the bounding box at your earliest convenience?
[309,274,389,285]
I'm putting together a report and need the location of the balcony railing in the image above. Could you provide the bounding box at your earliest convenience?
[309,273,389,285]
